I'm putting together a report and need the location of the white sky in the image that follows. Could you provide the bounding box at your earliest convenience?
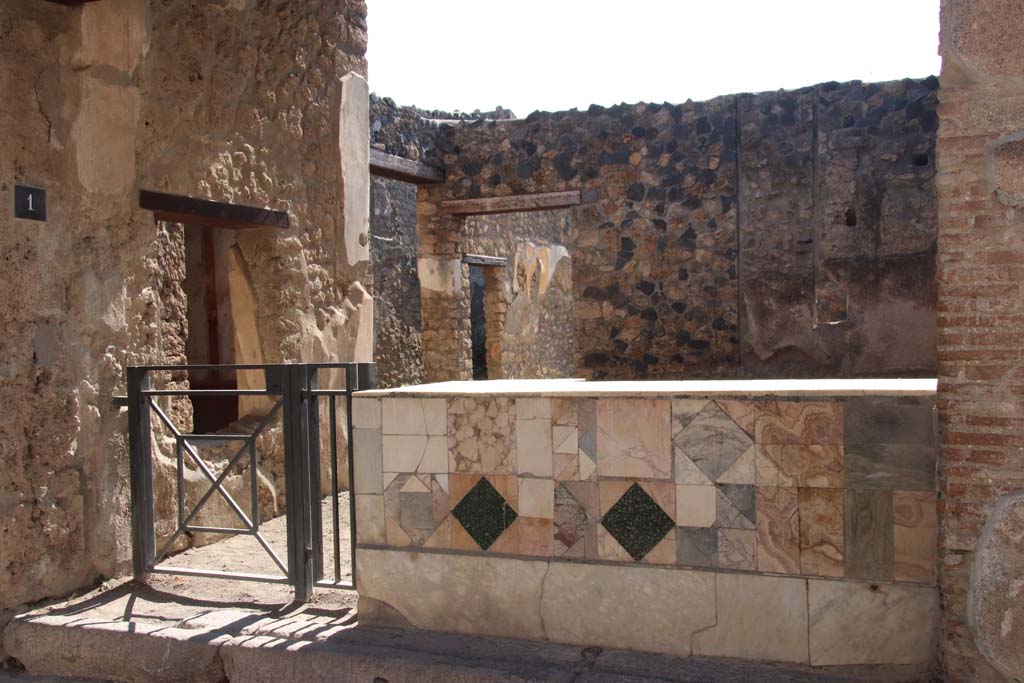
[366,0,942,117]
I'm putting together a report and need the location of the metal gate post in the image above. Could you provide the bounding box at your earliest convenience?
[305,365,325,582]
[127,367,154,580]
[282,364,314,602]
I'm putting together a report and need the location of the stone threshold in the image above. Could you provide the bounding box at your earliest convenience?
[1,580,934,683]
[357,378,938,398]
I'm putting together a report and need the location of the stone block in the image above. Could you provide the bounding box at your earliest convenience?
[542,560,716,658]
[808,579,939,666]
[969,492,1024,681]
[382,398,446,435]
[352,428,382,494]
[355,494,385,544]
[352,397,381,429]
[692,573,809,663]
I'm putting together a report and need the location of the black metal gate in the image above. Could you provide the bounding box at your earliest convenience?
[126,362,375,602]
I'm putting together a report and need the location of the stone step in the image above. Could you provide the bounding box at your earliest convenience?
[2,581,932,683]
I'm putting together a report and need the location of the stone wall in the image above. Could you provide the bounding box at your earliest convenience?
[0,0,370,614]
[417,79,938,382]
[370,176,423,388]
[352,382,939,670]
[935,1,1024,681]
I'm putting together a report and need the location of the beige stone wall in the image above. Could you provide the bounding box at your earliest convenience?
[936,1,1024,681]
[0,0,370,613]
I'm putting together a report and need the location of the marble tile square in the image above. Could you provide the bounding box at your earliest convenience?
[798,488,845,577]
[355,494,385,545]
[676,484,716,527]
[677,527,718,568]
[518,517,553,557]
[382,398,446,436]
[674,402,753,483]
[845,443,935,491]
[518,477,554,519]
[596,399,672,479]
[718,528,757,570]
[517,417,553,477]
[756,401,843,445]
[553,481,599,559]
[448,397,516,474]
[756,486,800,574]
[755,444,844,488]
[517,398,551,421]
[643,531,677,565]
[352,398,381,429]
[551,398,578,426]
[353,427,383,494]
[844,489,895,581]
[553,425,578,454]
[382,434,427,473]
[714,484,755,529]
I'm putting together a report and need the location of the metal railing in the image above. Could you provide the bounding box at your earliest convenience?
[127,362,375,602]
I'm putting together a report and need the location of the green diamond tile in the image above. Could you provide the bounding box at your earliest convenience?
[451,477,517,550]
[601,483,674,561]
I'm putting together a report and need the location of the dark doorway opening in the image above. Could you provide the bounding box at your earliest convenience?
[469,264,488,380]
[183,225,238,433]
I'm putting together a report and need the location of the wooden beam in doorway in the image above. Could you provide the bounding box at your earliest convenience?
[139,190,289,230]
[369,149,445,184]
[463,254,507,267]
[441,190,581,217]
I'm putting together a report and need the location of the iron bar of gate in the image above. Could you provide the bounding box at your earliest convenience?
[127,362,375,602]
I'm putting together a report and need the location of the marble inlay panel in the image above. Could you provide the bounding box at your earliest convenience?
[382,397,446,435]
[551,398,578,427]
[674,402,753,482]
[516,416,553,477]
[677,527,718,568]
[518,477,554,519]
[596,399,671,479]
[798,488,845,577]
[600,481,675,561]
[553,481,599,558]
[383,473,449,547]
[517,517,553,557]
[353,427,383,494]
[352,397,381,429]
[671,399,709,437]
[755,444,844,488]
[716,400,757,437]
[355,494,385,544]
[755,486,800,574]
[382,434,446,474]
[756,402,843,445]
[844,397,935,446]
[450,475,518,551]
[447,397,516,474]
[718,528,757,570]
[516,397,551,421]
[714,484,755,529]
[552,425,578,454]
[845,488,895,580]
[676,485,717,527]
[892,491,937,583]
[845,443,935,491]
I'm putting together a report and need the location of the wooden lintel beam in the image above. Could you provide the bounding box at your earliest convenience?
[369,149,445,184]
[442,190,581,217]
[139,190,289,230]
[462,254,507,267]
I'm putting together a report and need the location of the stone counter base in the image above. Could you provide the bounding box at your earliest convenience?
[357,547,938,667]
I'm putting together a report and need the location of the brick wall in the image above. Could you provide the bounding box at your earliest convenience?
[936,1,1024,681]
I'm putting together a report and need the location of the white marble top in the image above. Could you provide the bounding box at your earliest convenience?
[356,378,938,398]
